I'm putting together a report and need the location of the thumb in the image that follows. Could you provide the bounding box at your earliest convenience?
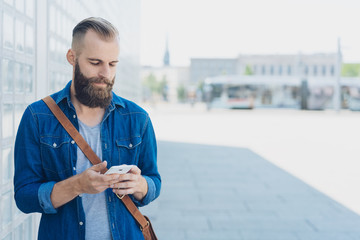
[91,161,107,172]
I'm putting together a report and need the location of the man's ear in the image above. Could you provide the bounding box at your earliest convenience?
[66,49,76,66]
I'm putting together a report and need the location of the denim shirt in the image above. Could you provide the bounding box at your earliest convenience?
[13,81,161,240]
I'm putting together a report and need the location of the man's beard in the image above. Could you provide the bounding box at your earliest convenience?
[74,62,114,108]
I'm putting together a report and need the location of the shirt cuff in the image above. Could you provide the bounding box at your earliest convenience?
[38,181,57,214]
[132,176,156,207]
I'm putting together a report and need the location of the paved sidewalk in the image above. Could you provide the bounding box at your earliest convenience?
[141,141,360,240]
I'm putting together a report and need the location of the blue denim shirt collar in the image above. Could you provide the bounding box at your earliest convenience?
[53,80,126,112]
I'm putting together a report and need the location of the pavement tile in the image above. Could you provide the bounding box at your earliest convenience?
[141,141,360,239]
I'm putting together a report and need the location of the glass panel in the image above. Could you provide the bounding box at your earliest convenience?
[15,105,25,129]
[2,232,12,240]
[2,59,14,93]
[15,62,24,93]
[49,5,56,33]
[14,223,23,240]
[25,0,34,18]
[3,14,14,49]
[1,191,13,229]
[3,104,14,139]
[4,0,14,6]
[15,0,25,13]
[49,37,56,61]
[25,25,34,55]
[25,218,33,239]
[56,11,61,35]
[2,148,12,184]
[24,65,33,93]
[15,19,25,53]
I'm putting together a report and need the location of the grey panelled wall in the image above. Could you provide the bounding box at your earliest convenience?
[0,0,141,239]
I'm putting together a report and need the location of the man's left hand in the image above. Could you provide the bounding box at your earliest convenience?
[111,166,148,201]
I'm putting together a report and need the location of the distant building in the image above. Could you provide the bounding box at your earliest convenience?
[190,58,237,84]
[237,53,337,77]
[190,53,338,84]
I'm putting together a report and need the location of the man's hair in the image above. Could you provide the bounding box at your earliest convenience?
[72,17,119,53]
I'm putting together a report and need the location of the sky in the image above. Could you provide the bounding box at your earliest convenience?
[140,0,360,67]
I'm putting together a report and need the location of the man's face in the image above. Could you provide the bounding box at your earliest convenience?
[72,30,119,108]
[74,61,114,108]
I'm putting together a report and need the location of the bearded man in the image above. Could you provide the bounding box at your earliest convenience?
[13,17,161,240]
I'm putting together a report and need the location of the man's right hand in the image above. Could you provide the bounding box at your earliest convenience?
[76,161,121,194]
[50,161,121,209]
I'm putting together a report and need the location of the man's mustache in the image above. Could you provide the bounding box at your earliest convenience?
[88,77,113,85]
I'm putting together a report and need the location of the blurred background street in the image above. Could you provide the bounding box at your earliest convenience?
[142,104,360,239]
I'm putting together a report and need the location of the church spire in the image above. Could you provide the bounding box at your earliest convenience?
[163,35,170,66]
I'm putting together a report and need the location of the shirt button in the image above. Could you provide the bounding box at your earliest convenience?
[79,221,83,226]
[129,143,133,148]
[105,143,107,149]
[53,143,57,147]
[73,167,76,171]
[73,115,76,119]
[71,140,75,144]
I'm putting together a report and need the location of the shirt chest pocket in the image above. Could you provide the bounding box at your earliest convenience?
[40,136,72,180]
[115,136,142,165]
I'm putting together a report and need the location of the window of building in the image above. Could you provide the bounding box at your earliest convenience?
[15,19,25,53]
[278,65,282,75]
[262,65,266,75]
[304,65,309,75]
[1,191,13,229]
[2,104,14,139]
[270,65,274,75]
[287,65,292,75]
[322,65,326,76]
[2,147,12,184]
[2,59,14,93]
[3,13,14,49]
[313,65,317,76]
[330,65,335,76]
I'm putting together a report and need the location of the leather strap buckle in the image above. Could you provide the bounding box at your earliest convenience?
[116,194,125,200]
[140,221,149,232]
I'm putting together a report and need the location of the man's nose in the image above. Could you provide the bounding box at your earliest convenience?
[98,65,111,79]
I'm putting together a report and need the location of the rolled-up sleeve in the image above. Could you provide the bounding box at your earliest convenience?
[38,181,57,214]
[133,116,161,207]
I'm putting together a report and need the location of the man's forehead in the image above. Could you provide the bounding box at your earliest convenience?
[79,30,119,59]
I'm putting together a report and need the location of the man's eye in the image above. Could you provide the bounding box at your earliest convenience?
[90,62,99,65]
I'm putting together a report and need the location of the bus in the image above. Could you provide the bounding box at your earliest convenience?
[204,75,360,110]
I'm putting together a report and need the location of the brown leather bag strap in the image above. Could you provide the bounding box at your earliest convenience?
[42,96,150,232]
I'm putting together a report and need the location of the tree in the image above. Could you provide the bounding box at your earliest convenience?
[177,84,186,102]
[244,64,253,75]
[142,73,158,93]
[342,63,360,77]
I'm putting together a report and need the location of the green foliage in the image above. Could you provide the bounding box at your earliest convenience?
[342,63,360,77]
[159,75,168,94]
[244,64,253,75]
[177,84,186,101]
[142,73,158,93]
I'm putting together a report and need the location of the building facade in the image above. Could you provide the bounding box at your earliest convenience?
[237,53,337,77]
[0,0,141,239]
[190,53,338,85]
[190,58,237,84]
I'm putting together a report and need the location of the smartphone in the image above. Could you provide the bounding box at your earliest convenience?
[105,165,133,175]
